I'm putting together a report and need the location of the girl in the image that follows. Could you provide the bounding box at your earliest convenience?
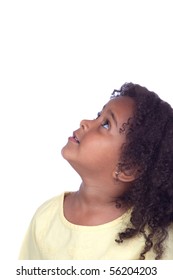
[19,83,173,260]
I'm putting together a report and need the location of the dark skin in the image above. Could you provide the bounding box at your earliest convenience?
[61,96,136,226]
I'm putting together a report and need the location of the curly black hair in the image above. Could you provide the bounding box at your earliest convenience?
[112,83,173,259]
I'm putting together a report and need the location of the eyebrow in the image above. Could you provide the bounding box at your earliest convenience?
[102,105,118,126]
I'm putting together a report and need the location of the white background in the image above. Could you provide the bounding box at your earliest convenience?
[0,0,173,264]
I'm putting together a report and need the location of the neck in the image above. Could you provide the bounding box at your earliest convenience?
[74,181,125,210]
[64,181,129,226]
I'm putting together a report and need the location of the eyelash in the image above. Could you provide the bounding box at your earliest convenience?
[96,112,101,119]
[96,112,110,130]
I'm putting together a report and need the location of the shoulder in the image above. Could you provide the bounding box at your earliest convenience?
[36,193,63,214]
[31,192,67,227]
[163,223,173,259]
[166,223,173,245]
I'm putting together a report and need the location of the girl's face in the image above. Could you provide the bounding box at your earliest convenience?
[61,96,135,181]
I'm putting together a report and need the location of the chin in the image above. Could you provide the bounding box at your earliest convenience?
[61,145,68,160]
[61,145,74,163]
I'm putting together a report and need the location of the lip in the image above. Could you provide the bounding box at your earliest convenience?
[73,132,80,142]
[68,132,80,144]
[68,136,79,143]
[73,132,80,143]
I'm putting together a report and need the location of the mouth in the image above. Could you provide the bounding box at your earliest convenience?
[73,132,80,144]
[68,132,80,144]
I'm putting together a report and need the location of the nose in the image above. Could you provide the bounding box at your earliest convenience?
[80,119,92,130]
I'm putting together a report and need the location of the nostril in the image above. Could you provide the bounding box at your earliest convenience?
[80,119,87,129]
[80,121,84,129]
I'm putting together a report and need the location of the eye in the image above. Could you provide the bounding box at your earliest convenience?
[96,112,101,119]
[101,119,110,130]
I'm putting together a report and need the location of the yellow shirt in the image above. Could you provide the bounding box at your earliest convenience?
[19,192,173,260]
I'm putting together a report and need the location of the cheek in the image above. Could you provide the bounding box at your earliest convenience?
[79,137,122,166]
[61,133,124,173]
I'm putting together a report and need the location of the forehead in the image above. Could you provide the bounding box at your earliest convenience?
[104,96,135,122]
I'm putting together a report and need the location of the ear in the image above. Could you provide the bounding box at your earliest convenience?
[113,171,136,183]
[112,163,137,183]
